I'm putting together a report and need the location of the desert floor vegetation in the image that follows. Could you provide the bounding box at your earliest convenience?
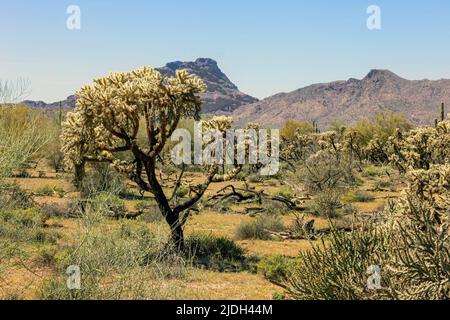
[0,70,448,300]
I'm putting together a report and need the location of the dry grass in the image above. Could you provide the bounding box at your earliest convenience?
[0,164,403,300]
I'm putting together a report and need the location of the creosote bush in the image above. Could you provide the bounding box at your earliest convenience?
[184,234,247,271]
[235,215,286,240]
[0,207,58,244]
[342,191,375,203]
[257,255,299,285]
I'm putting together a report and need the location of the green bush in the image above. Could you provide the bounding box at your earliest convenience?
[0,183,34,210]
[0,208,58,244]
[274,186,293,199]
[81,163,125,197]
[175,187,189,198]
[362,166,384,177]
[34,244,58,267]
[0,105,51,178]
[91,193,127,219]
[257,255,298,285]
[310,189,342,218]
[342,191,375,203]
[235,215,286,240]
[302,150,356,193]
[35,185,65,198]
[185,233,246,271]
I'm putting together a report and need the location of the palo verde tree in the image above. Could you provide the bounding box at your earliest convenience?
[61,67,240,249]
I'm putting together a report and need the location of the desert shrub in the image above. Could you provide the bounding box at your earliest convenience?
[286,224,392,300]
[0,105,51,178]
[40,203,70,219]
[184,234,247,271]
[136,201,164,223]
[350,112,413,148]
[175,187,189,198]
[46,148,65,173]
[44,125,65,173]
[35,185,65,198]
[65,193,128,220]
[39,219,188,300]
[362,166,384,177]
[33,244,58,267]
[80,163,125,197]
[280,119,314,142]
[274,186,293,199]
[262,199,292,215]
[0,208,58,244]
[287,165,450,300]
[310,189,342,218]
[374,180,395,191]
[246,174,263,183]
[257,255,299,285]
[235,215,286,240]
[0,183,34,210]
[234,171,248,181]
[342,191,375,203]
[91,193,128,219]
[302,150,355,193]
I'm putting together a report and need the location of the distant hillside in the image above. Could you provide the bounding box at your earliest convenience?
[23,58,257,114]
[232,70,450,128]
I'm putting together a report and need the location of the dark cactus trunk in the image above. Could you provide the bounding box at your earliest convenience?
[146,159,185,250]
[73,161,85,191]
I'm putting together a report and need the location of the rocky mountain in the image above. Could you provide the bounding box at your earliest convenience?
[23,95,77,110]
[22,58,257,114]
[232,70,450,128]
[157,58,258,113]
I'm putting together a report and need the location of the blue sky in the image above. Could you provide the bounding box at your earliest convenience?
[1,0,450,102]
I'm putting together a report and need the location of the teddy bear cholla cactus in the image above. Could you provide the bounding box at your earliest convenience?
[200,115,243,181]
[61,67,240,249]
[387,120,450,173]
[385,164,449,300]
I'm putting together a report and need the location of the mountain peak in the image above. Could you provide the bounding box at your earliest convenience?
[363,69,404,82]
[164,58,219,73]
[157,58,258,112]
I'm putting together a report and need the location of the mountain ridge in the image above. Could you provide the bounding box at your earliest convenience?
[231,69,450,128]
[22,58,258,114]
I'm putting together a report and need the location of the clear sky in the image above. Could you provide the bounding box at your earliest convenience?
[1,0,450,102]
